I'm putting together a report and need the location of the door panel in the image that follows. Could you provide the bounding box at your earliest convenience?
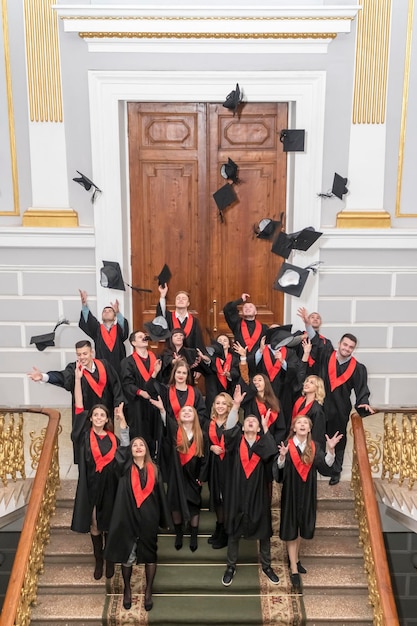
[128,101,287,342]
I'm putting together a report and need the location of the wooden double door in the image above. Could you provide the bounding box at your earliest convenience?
[128,101,288,342]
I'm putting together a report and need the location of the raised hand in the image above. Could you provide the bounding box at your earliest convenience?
[325,431,344,452]
[79,289,88,306]
[27,366,43,382]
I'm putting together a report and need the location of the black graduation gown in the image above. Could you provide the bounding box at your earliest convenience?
[278,441,333,542]
[223,298,268,375]
[79,310,129,374]
[205,420,228,510]
[120,353,161,454]
[158,345,198,384]
[47,359,125,463]
[164,418,209,521]
[296,332,334,376]
[256,346,304,433]
[156,302,206,352]
[240,390,286,447]
[104,455,171,564]
[291,397,326,449]
[223,425,277,540]
[145,379,209,427]
[199,350,240,412]
[70,410,122,534]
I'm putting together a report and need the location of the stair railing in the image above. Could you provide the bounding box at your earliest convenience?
[351,412,399,626]
[0,407,61,626]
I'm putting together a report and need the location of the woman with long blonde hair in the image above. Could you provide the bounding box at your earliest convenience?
[292,375,326,448]
[276,415,343,589]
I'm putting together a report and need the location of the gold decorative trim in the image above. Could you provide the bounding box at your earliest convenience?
[79,31,337,40]
[1,0,20,216]
[352,0,391,124]
[64,15,353,22]
[24,0,63,122]
[336,210,391,228]
[396,0,416,217]
[22,209,79,227]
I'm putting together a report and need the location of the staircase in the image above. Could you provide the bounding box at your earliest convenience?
[29,479,373,625]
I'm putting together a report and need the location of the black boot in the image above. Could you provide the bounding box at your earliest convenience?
[90,533,104,580]
[189,526,198,552]
[212,524,228,549]
[174,524,183,550]
[208,522,221,545]
[121,564,132,610]
[103,533,115,578]
[144,563,156,611]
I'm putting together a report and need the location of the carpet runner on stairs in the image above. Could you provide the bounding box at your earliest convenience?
[103,485,305,626]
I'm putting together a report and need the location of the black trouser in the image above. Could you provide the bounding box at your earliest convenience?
[226,536,271,568]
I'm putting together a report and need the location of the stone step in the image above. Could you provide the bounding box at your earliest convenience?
[37,563,105,595]
[303,593,373,624]
[30,593,103,625]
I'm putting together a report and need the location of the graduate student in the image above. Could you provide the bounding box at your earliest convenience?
[223,292,268,374]
[28,340,124,462]
[296,307,333,376]
[197,333,240,413]
[104,436,171,611]
[156,283,206,352]
[151,399,209,553]
[221,411,279,587]
[79,289,129,374]
[206,386,245,549]
[71,362,130,581]
[120,330,160,455]
[158,328,199,384]
[276,415,343,589]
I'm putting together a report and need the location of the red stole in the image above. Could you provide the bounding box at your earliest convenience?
[288,438,315,482]
[131,462,155,508]
[176,428,197,465]
[255,398,278,428]
[171,312,193,337]
[100,323,117,352]
[82,360,107,398]
[308,334,326,367]
[215,353,232,389]
[292,397,314,419]
[90,429,117,473]
[328,352,357,391]
[263,347,287,381]
[209,420,225,460]
[239,436,261,478]
[169,385,195,420]
[241,320,262,352]
[132,351,156,382]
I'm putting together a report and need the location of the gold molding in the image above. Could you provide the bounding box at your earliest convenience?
[79,31,337,40]
[1,0,20,216]
[396,0,416,217]
[352,0,391,124]
[24,0,63,122]
[64,15,353,22]
[22,209,79,227]
[336,210,391,228]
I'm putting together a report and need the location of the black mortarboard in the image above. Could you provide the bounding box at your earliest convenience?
[73,171,102,204]
[222,83,242,117]
[273,263,310,298]
[30,319,69,351]
[213,183,238,222]
[100,261,126,291]
[157,264,172,287]
[279,129,305,152]
[264,324,293,345]
[254,218,281,241]
[271,227,322,259]
[144,316,171,342]
[220,158,239,184]
[206,340,224,359]
[332,173,349,200]
[265,325,303,349]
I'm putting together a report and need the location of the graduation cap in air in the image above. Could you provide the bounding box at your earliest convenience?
[265,324,303,349]
[220,158,239,185]
[253,216,282,241]
[157,264,172,287]
[271,227,322,259]
[101,261,151,293]
[30,319,70,351]
[206,339,225,359]
[73,171,102,204]
[332,173,349,200]
[279,129,305,153]
[273,262,321,298]
[213,183,238,222]
[223,83,243,117]
[144,316,171,342]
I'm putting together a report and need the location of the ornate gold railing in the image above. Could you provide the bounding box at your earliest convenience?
[351,412,399,626]
[0,407,61,626]
[381,408,417,489]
